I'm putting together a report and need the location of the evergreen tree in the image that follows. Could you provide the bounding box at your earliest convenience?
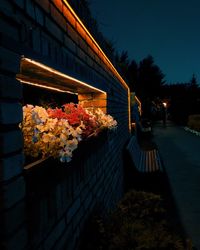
[137,55,165,102]
[115,50,129,80]
[127,60,138,92]
[190,73,198,86]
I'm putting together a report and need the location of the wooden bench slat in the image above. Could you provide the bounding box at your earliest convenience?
[126,136,163,173]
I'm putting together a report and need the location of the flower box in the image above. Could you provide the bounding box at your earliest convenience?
[21,103,116,170]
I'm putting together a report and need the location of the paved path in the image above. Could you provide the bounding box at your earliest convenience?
[153,121,200,249]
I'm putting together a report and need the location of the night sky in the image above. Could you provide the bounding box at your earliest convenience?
[90,0,200,84]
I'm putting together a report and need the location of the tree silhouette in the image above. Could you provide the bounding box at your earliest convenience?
[71,1,200,125]
[190,73,198,86]
[126,60,138,92]
[125,55,165,118]
[137,55,165,102]
[115,50,130,80]
[161,75,200,124]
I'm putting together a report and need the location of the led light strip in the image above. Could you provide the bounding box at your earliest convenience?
[63,0,129,91]
[17,78,78,95]
[135,95,142,115]
[21,57,106,95]
[63,0,131,131]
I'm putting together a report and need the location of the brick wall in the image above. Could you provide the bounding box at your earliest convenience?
[0,1,130,249]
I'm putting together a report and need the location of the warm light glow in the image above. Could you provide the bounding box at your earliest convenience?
[135,96,141,107]
[62,1,131,131]
[17,78,78,95]
[135,95,142,115]
[21,57,106,95]
[131,122,136,129]
[128,89,131,131]
[163,102,167,107]
[63,0,128,89]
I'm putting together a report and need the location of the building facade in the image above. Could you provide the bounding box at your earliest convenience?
[0,1,130,249]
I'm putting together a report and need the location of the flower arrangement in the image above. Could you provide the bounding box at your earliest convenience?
[90,108,118,130]
[21,103,117,163]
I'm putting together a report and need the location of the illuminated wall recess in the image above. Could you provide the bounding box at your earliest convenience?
[17,57,106,94]
[17,0,132,128]
[16,57,107,112]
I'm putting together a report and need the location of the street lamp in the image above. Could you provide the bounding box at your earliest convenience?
[163,102,167,108]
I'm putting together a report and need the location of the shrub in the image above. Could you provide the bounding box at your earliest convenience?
[80,190,187,250]
[188,114,200,132]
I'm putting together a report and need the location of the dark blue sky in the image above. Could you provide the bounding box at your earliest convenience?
[90,0,200,84]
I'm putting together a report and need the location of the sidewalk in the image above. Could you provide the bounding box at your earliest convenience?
[153,120,200,249]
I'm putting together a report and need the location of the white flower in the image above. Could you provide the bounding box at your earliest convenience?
[21,104,117,163]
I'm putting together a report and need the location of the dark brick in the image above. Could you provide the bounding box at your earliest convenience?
[0,19,20,43]
[64,35,77,53]
[73,185,81,200]
[44,218,66,250]
[67,198,81,223]
[25,0,35,19]
[83,193,92,211]
[0,130,23,155]
[77,47,86,61]
[67,25,78,44]
[0,153,24,181]
[55,185,63,216]
[14,0,25,9]
[0,47,20,74]
[88,173,97,190]
[41,33,50,56]
[0,176,26,209]
[53,224,73,250]
[2,225,28,250]
[45,16,63,42]
[79,39,88,53]
[0,102,23,125]
[0,75,22,99]
[50,3,66,31]
[32,27,41,53]
[1,201,26,235]
[35,5,44,26]
[35,0,50,13]
[0,0,15,18]
[37,199,48,235]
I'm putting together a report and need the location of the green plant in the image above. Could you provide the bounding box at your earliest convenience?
[80,190,187,250]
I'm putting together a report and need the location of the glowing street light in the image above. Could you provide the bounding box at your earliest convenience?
[163,102,167,108]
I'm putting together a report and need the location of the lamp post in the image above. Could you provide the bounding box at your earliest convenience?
[162,102,167,125]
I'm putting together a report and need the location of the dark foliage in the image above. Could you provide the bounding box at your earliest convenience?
[79,190,187,250]
[160,76,200,124]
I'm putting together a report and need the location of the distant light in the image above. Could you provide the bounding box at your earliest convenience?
[163,102,167,107]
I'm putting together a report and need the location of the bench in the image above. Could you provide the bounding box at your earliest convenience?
[126,136,163,173]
